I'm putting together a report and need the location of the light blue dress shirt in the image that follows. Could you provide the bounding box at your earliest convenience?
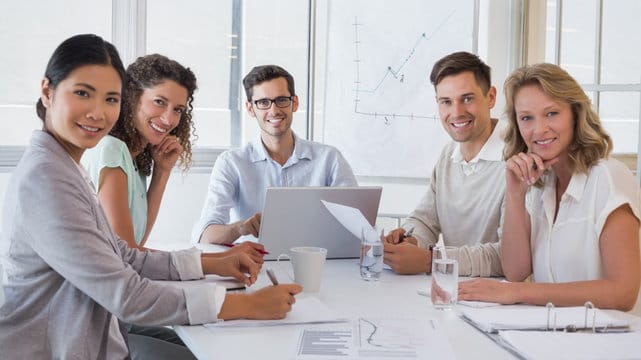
[192,132,358,243]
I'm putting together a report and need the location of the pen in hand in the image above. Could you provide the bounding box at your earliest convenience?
[399,226,415,243]
[266,268,279,285]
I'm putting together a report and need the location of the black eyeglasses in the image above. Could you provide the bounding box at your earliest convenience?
[252,96,293,110]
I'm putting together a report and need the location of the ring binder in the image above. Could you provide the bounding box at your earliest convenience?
[545,301,602,333]
[460,302,638,360]
[460,302,631,334]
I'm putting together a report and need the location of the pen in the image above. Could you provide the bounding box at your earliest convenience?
[222,243,270,255]
[400,226,415,242]
[266,268,279,285]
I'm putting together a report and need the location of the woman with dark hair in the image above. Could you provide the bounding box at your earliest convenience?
[459,63,640,311]
[0,34,301,360]
[82,54,265,261]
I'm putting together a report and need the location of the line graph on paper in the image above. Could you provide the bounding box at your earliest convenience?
[352,12,455,124]
[320,0,475,178]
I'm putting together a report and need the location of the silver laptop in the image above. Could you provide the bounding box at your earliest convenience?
[259,187,382,260]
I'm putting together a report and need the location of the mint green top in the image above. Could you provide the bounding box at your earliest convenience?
[81,135,147,244]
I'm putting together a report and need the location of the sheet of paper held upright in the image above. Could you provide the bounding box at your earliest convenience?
[293,317,455,359]
[321,200,374,240]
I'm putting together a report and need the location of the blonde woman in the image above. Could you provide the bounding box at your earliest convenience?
[459,63,640,311]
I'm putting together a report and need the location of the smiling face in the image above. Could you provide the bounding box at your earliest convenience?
[41,64,122,162]
[133,80,188,147]
[245,77,299,141]
[435,71,496,154]
[514,84,574,164]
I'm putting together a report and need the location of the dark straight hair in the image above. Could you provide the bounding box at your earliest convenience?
[242,65,295,101]
[36,34,126,121]
[429,51,492,95]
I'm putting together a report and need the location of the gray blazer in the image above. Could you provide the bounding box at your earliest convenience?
[0,131,218,359]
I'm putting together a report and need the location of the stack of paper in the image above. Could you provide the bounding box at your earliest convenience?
[460,306,630,333]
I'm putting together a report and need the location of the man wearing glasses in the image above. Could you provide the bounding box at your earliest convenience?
[192,65,357,245]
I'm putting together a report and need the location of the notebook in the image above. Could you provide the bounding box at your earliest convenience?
[257,187,382,260]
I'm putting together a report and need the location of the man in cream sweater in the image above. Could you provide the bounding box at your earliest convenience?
[383,51,505,277]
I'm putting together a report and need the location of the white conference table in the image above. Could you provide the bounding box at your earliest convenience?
[173,259,521,360]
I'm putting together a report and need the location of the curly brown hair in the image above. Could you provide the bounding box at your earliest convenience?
[110,54,197,176]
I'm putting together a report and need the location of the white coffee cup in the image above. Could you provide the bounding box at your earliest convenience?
[277,246,327,293]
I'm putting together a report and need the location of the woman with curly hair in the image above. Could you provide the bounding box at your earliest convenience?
[459,63,641,311]
[82,54,194,249]
[82,54,265,260]
[79,54,278,353]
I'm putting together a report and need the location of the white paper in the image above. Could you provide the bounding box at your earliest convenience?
[499,331,641,360]
[294,317,456,359]
[204,296,348,328]
[321,200,374,241]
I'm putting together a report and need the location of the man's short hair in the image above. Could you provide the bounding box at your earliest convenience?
[242,65,296,101]
[429,52,491,94]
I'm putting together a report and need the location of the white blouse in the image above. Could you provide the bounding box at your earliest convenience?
[526,158,641,283]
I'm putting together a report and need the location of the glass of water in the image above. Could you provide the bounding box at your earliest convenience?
[431,246,458,309]
[359,226,384,281]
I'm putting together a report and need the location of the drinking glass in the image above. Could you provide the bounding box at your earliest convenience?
[431,246,458,309]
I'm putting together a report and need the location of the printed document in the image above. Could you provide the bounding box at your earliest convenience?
[293,317,455,359]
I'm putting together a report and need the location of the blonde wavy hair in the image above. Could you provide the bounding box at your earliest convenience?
[503,63,612,174]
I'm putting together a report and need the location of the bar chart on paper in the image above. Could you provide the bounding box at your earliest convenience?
[297,329,352,357]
